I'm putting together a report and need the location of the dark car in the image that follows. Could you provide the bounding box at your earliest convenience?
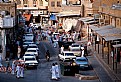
[74,57,89,70]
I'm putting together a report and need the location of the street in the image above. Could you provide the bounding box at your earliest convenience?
[0,41,114,82]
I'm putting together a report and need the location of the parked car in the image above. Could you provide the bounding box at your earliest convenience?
[69,43,81,51]
[58,51,76,61]
[23,52,35,58]
[22,56,38,68]
[26,48,38,57]
[23,33,34,41]
[23,41,34,49]
[28,44,39,52]
[74,57,89,69]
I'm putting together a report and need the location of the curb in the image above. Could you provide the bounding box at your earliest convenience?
[93,51,120,82]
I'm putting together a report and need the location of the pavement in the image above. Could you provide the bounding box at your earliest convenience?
[77,36,121,82]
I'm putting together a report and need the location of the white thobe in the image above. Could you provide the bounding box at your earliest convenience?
[0,55,2,66]
[61,47,64,53]
[81,50,84,57]
[55,65,60,78]
[16,65,20,78]
[51,66,57,79]
[20,66,24,77]
[11,63,15,74]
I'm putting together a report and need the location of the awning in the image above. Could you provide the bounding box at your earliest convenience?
[56,14,80,17]
[113,44,121,48]
[90,25,115,31]
[84,21,98,24]
[50,14,56,20]
[78,17,94,22]
[23,14,32,21]
[96,28,121,37]
[103,35,121,41]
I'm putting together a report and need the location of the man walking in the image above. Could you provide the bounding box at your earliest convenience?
[16,63,20,78]
[11,60,15,75]
[50,63,57,80]
[55,62,60,79]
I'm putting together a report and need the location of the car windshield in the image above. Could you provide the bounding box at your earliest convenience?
[24,54,34,56]
[72,45,79,47]
[25,40,33,42]
[71,49,80,51]
[27,50,36,52]
[65,53,74,56]
[25,58,36,61]
[76,58,87,62]
[29,46,37,48]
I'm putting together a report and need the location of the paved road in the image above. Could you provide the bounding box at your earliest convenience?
[0,41,114,82]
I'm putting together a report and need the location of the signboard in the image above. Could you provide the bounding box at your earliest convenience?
[3,17,14,27]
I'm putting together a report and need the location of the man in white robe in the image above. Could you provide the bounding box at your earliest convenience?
[0,55,2,66]
[11,60,15,75]
[20,64,24,78]
[55,62,60,79]
[51,63,57,80]
[16,63,20,78]
[61,45,64,53]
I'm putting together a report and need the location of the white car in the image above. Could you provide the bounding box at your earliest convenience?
[23,52,35,58]
[26,48,38,57]
[23,41,34,49]
[23,33,34,41]
[22,56,38,68]
[58,51,76,61]
[69,43,81,51]
[28,44,39,52]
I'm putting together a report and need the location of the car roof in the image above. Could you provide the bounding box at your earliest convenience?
[63,51,75,53]
[25,52,35,54]
[25,34,33,36]
[28,44,37,46]
[76,57,87,59]
[23,56,35,58]
[72,43,80,45]
[27,48,37,50]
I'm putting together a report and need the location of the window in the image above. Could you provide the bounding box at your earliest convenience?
[117,19,119,26]
[39,0,43,6]
[33,0,37,4]
[120,19,121,26]
[51,1,55,7]
[23,0,28,4]
[57,1,61,7]
[69,1,72,5]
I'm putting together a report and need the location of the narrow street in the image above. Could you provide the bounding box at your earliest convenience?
[0,41,114,82]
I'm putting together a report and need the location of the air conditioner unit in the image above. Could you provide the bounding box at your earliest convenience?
[24,4,28,7]
[33,4,36,7]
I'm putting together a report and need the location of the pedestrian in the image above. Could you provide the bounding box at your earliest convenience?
[61,45,64,53]
[11,60,16,75]
[17,46,21,59]
[50,63,57,80]
[55,62,60,79]
[16,63,20,79]
[6,59,10,73]
[0,55,2,67]
[81,47,85,57]
[20,62,25,78]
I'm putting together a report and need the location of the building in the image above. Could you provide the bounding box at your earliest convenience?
[12,0,48,24]
[99,0,121,28]
[0,2,17,59]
